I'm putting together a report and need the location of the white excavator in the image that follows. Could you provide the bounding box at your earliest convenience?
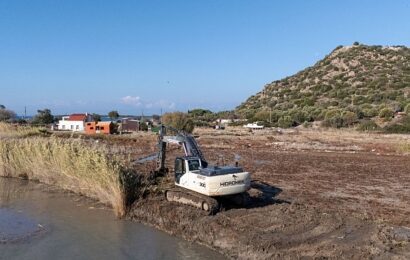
[153,125,251,214]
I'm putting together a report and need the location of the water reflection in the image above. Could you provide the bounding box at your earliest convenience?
[0,177,26,207]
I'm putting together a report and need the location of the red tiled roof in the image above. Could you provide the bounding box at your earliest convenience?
[68,114,87,121]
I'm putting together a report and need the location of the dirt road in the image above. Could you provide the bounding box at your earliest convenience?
[126,128,410,259]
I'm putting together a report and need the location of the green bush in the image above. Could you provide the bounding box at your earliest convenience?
[322,109,358,128]
[357,120,380,131]
[379,107,394,120]
[342,111,358,126]
[289,109,308,125]
[278,116,294,128]
[363,107,379,118]
[322,109,344,128]
[253,110,270,122]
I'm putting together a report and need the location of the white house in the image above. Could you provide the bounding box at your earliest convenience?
[243,123,264,130]
[57,113,93,132]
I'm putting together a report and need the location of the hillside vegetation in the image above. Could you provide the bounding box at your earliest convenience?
[237,44,410,129]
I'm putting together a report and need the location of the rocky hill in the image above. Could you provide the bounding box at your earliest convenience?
[236,44,410,128]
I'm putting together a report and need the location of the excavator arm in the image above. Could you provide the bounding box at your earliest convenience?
[156,124,208,173]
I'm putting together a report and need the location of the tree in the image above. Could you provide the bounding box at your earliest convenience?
[32,109,54,125]
[0,105,16,121]
[253,110,270,122]
[188,108,213,117]
[162,112,194,133]
[108,110,119,120]
[92,113,101,122]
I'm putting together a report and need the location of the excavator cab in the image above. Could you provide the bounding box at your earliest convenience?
[174,157,202,183]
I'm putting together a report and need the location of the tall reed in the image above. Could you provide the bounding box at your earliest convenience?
[0,123,130,217]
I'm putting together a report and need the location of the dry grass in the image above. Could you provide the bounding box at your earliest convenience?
[0,123,133,217]
[195,126,410,154]
[0,122,47,138]
[396,143,410,154]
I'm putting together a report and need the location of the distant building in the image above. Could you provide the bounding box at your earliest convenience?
[215,118,245,126]
[119,118,140,132]
[218,119,234,125]
[57,113,93,131]
[85,121,115,134]
[243,123,264,129]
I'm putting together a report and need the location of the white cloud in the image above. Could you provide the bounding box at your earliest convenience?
[145,100,175,110]
[121,96,141,106]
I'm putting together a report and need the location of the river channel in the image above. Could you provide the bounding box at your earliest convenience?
[0,178,225,260]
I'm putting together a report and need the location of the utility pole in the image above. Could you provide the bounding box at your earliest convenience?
[160,108,163,123]
[24,106,27,120]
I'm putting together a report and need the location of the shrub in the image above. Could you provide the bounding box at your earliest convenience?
[289,109,308,125]
[278,116,294,128]
[253,110,270,122]
[404,103,410,114]
[322,110,344,128]
[342,111,358,126]
[357,120,380,131]
[363,107,378,118]
[379,107,394,120]
[302,121,312,128]
[384,116,410,133]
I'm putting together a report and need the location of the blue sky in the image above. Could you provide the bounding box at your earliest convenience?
[1,0,409,116]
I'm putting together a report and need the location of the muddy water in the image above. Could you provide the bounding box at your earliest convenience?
[0,178,225,260]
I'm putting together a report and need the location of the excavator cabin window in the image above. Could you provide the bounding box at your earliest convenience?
[175,158,184,174]
[175,158,185,184]
[188,159,200,171]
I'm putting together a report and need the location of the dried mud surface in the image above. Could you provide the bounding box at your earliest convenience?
[123,129,410,259]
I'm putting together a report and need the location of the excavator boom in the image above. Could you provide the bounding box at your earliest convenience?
[156,125,208,173]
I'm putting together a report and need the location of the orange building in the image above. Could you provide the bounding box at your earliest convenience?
[85,121,115,134]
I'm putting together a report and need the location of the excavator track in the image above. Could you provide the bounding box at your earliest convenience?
[165,187,220,215]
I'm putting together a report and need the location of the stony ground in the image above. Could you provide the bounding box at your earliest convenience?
[120,127,410,259]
